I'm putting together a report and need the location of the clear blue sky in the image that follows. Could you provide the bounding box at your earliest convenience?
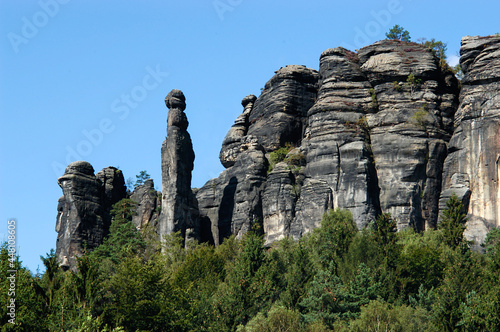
[1,0,498,273]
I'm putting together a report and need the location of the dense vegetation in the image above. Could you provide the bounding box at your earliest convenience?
[2,195,500,331]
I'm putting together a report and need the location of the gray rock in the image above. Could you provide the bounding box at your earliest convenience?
[55,161,106,271]
[302,47,380,230]
[219,94,257,168]
[158,89,197,244]
[290,179,334,238]
[130,179,160,230]
[440,35,500,246]
[247,65,319,152]
[262,162,297,245]
[197,138,268,245]
[358,40,458,230]
[96,166,127,231]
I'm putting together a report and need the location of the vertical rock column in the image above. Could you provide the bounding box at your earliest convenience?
[56,162,127,270]
[55,161,106,270]
[158,89,196,243]
[440,35,500,245]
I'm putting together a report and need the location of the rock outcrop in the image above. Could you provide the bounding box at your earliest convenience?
[158,89,197,243]
[202,40,459,245]
[197,136,268,245]
[56,35,500,259]
[358,40,458,231]
[440,35,500,246]
[129,179,160,230]
[55,161,127,270]
[198,66,319,245]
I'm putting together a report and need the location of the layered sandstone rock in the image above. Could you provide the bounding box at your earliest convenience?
[130,179,160,230]
[158,89,197,243]
[440,35,500,246]
[55,161,127,270]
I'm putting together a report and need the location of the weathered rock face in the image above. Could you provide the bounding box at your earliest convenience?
[96,166,128,230]
[219,94,257,168]
[358,40,459,230]
[295,47,380,233]
[247,65,319,152]
[158,89,197,243]
[201,40,460,246]
[197,137,268,245]
[130,179,160,230]
[56,36,500,255]
[56,161,127,270]
[200,65,319,245]
[440,35,500,246]
[219,65,319,169]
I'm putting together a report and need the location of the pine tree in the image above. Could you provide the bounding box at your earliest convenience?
[385,24,411,42]
[438,194,467,249]
[93,198,144,263]
[134,170,150,188]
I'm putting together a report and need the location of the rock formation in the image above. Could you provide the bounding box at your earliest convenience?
[358,40,458,231]
[440,35,500,246]
[56,35,500,260]
[55,161,127,270]
[158,89,197,243]
[199,40,460,245]
[129,178,160,230]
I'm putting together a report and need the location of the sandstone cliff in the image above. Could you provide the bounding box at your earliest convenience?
[199,39,461,245]
[55,162,127,270]
[440,35,500,246]
[56,35,500,264]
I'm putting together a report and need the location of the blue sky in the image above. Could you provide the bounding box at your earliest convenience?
[1,0,498,273]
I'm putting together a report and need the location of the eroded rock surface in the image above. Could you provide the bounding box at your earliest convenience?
[56,161,127,270]
[158,89,197,243]
[130,179,160,230]
[199,41,461,245]
[440,35,500,246]
[57,36,500,255]
[197,137,268,245]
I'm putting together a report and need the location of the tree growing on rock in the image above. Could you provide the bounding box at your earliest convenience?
[134,170,150,188]
[385,24,411,42]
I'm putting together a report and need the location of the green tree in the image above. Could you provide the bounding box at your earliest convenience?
[39,249,60,307]
[277,238,314,309]
[349,300,435,332]
[385,24,411,42]
[134,170,150,188]
[396,231,444,299]
[372,213,398,258]
[0,243,48,330]
[421,38,448,68]
[438,194,467,249]
[433,249,483,331]
[103,254,188,331]
[209,232,267,331]
[300,262,380,328]
[93,198,144,263]
[311,209,358,270]
[237,304,301,332]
